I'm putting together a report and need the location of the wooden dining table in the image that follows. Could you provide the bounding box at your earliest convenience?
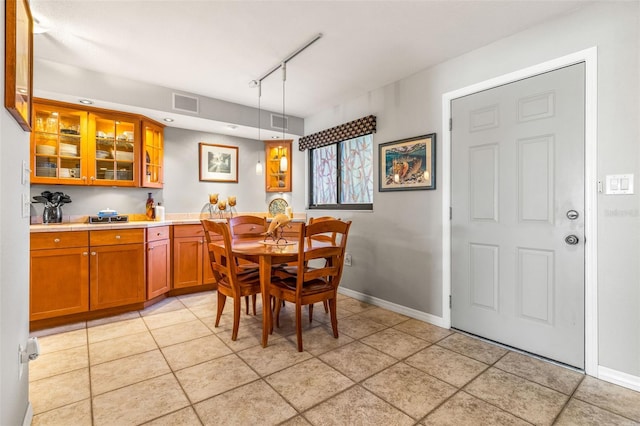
[230,239,301,347]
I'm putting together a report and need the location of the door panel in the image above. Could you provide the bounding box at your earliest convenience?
[451,63,585,368]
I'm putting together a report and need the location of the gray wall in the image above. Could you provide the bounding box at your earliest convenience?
[31,126,307,218]
[305,2,639,377]
[1,5,31,424]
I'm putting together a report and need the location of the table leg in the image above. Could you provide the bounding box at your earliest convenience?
[259,255,272,347]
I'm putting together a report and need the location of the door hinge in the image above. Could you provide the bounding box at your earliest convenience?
[449,118,452,131]
[449,207,452,220]
[449,295,452,309]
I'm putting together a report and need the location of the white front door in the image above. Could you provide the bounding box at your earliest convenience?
[451,63,585,368]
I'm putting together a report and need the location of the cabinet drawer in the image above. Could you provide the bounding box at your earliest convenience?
[147,226,170,242]
[90,229,144,246]
[173,224,206,238]
[31,231,88,250]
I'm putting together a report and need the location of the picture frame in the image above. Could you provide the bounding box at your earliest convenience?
[379,133,436,191]
[4,0,33,131]
[199,143,238,183]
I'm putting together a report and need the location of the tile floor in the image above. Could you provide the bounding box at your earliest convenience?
[29,291,640,425]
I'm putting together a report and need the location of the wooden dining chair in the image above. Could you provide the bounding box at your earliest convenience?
[201,219,261,341]
[306,216,340,319]
[228,215,267,315]
[269,219,352,351]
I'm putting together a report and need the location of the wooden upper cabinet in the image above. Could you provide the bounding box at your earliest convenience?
[141,120,164,188]
[265,140,292,192]
[30,98,164,188]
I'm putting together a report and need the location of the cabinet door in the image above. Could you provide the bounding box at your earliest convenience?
[147,239,170,299]
[30,248,89,320]
[90,244,145,310]
[88,112,140,187]
[31,102,88,185]
[265,140,292,192]
[141,120,164,188]
[173,236,204,289]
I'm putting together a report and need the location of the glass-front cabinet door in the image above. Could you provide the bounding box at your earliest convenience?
[141,120,164,188]
[89,113,139,186]
[264,140,292,192]
[32,102,87,184]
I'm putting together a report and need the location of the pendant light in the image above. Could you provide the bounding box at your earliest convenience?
[255,80,263,175]
[279,62,288,172]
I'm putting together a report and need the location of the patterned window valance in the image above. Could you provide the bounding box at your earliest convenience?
[299,115,376,151]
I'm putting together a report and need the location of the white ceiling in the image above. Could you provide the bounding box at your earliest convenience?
[30,0,592,134]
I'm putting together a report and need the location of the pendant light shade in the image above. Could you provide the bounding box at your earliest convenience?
[279,152,287,172]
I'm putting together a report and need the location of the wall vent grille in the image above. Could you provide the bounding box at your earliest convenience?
[271,114,288,130]
[172,93,199,114]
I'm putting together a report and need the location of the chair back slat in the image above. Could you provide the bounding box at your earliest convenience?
[228,215,267,239]
[201,220,242,295]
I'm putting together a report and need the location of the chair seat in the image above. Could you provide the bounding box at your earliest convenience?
[272,277,333,295]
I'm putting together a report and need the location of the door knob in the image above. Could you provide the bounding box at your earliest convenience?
[565,235,579,245]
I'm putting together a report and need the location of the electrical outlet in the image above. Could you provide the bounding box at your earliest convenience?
[22,193,30,218]
[344,253,352,266]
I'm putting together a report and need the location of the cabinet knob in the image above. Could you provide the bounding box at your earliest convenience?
[90,176,95,181]
[53,238,61,243]
[82,176,87,181]
[148,247,153,251]
[82,252,88,256]
[156,232,161,236]
[115,235,121,239]
[91,251,96,256]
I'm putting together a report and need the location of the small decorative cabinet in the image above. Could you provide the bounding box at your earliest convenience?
[264,140,292,192]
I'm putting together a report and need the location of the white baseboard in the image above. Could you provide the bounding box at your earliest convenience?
[598,366,640,392]
[338,287,449,329]
[22,402,33,426]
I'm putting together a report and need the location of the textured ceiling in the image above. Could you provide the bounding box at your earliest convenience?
[30,1,591,123]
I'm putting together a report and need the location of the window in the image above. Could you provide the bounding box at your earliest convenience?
[309,134,373,210]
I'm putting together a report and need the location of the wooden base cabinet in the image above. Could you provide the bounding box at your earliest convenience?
[30,231,90,321]
[173,224,215,289]
[89,229,145,310]
[147,227,171,299]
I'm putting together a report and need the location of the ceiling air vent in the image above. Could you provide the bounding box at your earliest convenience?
[172,93,199,114]
[271,114,288,130]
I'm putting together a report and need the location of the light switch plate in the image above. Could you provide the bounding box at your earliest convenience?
[22,193,30,218]
[605,174,634,195]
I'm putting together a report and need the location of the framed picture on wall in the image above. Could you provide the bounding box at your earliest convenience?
[4,0,33,131]
[379,133,436,191]
[199,143,238,182]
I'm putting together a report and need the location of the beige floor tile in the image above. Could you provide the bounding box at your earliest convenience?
[161,334,232,371]
[35,328,87,354]
[361,328,430,359]
[406,345,488,387]
[238,338,313,376]
[265,358,354,411]
[555,398,638,425]
[393,318,452,342]
[280,416,312,426]
[422,391,530,426]
[91,349,171,395]
[30,322,86,338]
[143,406,202,425]
[30,368,90,414]
[32,398,92,426]
[215,318,282,352]
[495,351,584,395]
[337,314,388,339]
[87,317,148,344]
[285,324,353,356]
[363,362,457,420]
[357,307,410,327]
[140,298,187,317]
[304,385,414,426]
[339,297,375,314]
[89,330,157,365]
[299,303,357,325]
[464,367,568,425]
[319,341,396,382]
[177,291,216,308]
[573,376,640,421]
[87,311,141,328]
[29,345,88,381]
[150,319,213,347]
[92,373,190,426]
[175,353,259,403]
[187,302,219,319]
[143,308,198,330]
[437,333,508,364]
[194,380,297,425]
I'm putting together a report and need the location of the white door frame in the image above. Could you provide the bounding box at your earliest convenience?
[442,47,598,376]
